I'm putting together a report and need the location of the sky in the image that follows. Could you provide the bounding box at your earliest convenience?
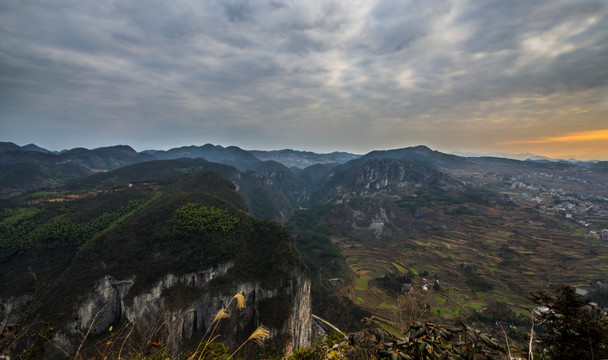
[1,0,608,160]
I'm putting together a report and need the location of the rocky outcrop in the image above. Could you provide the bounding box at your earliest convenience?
[283,273,312,353]
[76,276,134,335]
[66,263,311,356]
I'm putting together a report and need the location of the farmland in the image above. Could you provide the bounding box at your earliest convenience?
[292,188,608,333]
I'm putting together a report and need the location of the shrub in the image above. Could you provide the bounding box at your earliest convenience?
[532,285,608,359]
[330,318,503,360]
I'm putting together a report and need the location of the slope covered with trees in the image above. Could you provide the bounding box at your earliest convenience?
[0,168,307,359]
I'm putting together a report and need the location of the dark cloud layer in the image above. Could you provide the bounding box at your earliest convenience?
[1,0,607,158]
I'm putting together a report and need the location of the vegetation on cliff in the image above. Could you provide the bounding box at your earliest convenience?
[0,168,306,359]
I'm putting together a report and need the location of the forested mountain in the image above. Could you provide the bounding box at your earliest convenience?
[0,145,153,197]
[0,168,309,359]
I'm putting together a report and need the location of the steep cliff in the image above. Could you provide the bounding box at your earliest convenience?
[0,170,311,358]
[65,264,311,356]
[310,158,460,204]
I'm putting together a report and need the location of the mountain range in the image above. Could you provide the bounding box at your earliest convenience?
[1,140,608,358]
[2,141,606,199]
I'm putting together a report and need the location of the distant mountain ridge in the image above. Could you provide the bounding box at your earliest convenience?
[144,144,261,169]
[452,150,603,164]
[4,141,605,165]
[1,140,605,201]
[0,144,152,197]
[0,141,55,154]
[0,142,24,153]
[359,145,465,169]
[0,142,150,169]
[249,149,360,169]
[0,141,363,198]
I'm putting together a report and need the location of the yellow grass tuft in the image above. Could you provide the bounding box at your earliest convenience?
[247,326,270,346]
[192,294,251,360]
[213,308,229,323]
[232,293,246,309]
[228,325,271,359]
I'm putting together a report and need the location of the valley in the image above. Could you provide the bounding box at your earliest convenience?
[284,149,608,336]
[1,141,608,357]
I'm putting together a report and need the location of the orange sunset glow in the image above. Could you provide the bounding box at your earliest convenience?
[497,129,608,160]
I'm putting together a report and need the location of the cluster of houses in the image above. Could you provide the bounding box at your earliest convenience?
[507,173,608,228]
[588,229,608,240]
[537,197,605,227]
[510,173,607,208]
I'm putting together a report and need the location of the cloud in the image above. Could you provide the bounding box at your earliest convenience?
[1,0,607,157]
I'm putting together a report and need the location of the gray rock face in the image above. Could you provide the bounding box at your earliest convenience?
[284,274,312,353]
[76,275,134,335]
[68,262,311,356]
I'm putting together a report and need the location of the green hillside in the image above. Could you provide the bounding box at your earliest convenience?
[0,169,306,358]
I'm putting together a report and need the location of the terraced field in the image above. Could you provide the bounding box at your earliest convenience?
[323,201,608,332]
[288,155,608,336]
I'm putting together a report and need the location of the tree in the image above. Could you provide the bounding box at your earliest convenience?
[532,285,608,359]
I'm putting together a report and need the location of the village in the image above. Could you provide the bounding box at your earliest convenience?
[505,171,608,238]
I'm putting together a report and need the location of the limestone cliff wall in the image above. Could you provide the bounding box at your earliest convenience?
[68,262,311,356]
